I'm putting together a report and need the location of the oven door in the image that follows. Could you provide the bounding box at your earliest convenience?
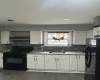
[3,53,27,70]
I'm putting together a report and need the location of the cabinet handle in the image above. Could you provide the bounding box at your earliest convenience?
[76,55,77,59]
[57,58,59,61]
[55,58,57,62]
[34,58,35,61]
[79,55,80,59]
[36,58,37,61]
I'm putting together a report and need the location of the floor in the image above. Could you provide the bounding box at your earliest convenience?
[0,69,85,80]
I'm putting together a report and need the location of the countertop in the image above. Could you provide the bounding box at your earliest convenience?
[27,51,85,55]
[0,52,3,54]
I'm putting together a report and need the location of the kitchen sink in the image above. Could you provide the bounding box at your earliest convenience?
[32,51,66,54]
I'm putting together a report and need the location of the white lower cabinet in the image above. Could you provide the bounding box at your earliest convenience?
[57,55,69,70]
[0,54,3,68]
[70,54,85,72]
[45,55,56,70]
[1,31,10,44]
[27,54,44,70]
[70,55,78,71]
[27,53,85,73]
[77,55,85,71]
[45,55,70,71]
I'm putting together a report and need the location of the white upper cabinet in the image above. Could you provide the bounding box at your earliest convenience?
[97,27,100,35]
[74,31,86,45]
[87,30,93,38]
[93,27,100,36]
[30,31,42,44]
[93,27,98,36]
[1,31,10,44]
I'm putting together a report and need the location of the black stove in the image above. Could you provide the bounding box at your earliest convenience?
[3,46,33,71]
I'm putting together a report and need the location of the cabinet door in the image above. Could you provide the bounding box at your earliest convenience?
[93,27,98,36]
[1,31,10,44]
[35,55,44,69]
[0,54,3,68]
[77,55,85,71]
[30,31,42,44]
[87,30,93,38]
[27,54,35,69]
[57,55,69,70]
[70,55,78,71]
[45,55,56,70]
[98,27,100,35]
[74,31,86,45]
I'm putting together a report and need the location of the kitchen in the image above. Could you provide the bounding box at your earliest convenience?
[0,0,100,80]
[0,24,96,80]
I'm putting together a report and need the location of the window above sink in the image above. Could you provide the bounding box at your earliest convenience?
[43,31,73,46]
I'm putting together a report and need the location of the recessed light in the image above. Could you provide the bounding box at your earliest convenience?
[64,19,69,20]
[7,19,14,21]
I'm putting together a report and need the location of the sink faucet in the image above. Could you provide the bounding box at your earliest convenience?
[41,45,44,52]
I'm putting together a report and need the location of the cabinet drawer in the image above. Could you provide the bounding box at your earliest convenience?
[45,55,58,58]
[58,55,69,59]
[27,54,44,58]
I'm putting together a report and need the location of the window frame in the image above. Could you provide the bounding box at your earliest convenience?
[43,31,73,46]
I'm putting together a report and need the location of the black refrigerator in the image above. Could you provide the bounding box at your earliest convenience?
[85,38,100,80]
[95,38,100,80]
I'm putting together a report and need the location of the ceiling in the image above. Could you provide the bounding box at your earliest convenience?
[0,0,100,25]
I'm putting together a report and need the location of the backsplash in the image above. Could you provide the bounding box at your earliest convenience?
[0,44,86,52]
[33,44,86,52]
[0,44,10,51]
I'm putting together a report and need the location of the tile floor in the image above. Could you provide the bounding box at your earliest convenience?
[0,69,85,80]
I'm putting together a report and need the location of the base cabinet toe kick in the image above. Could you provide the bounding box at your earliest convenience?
[27,53,88,73]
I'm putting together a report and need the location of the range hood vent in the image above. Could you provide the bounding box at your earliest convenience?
[94,16,100,27]
[10,36,30,41]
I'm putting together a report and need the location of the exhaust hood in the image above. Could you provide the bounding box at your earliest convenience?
[10,36,30,41]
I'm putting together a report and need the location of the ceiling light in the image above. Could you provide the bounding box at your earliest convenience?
[64,19,69,20]
[7,19,14,21]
